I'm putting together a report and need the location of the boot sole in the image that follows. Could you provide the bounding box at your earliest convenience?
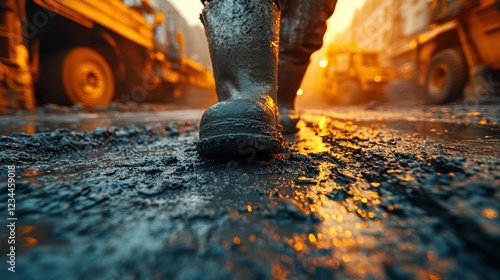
[198,133,282,157]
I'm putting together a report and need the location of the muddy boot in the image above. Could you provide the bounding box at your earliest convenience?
[278,62,308,134]
[198,0,282,157]
[278,0,337,134]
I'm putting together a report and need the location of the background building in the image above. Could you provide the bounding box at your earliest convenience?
[338,0,430,69]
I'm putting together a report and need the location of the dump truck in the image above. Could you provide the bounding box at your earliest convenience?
[416,0,500,104]
[0,0,214,110]
[319,43,398,105]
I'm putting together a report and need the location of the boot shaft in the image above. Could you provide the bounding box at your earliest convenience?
[201,0,281,103]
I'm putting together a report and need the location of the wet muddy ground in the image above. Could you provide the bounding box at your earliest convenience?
[0,102,499,279]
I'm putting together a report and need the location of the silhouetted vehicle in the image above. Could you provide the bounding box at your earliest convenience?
[319,43,398,105]
[416,0,500,104]
[0,0,214,109]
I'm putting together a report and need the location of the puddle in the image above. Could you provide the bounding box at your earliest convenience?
[0,110,204,135]
[356,120,500,141]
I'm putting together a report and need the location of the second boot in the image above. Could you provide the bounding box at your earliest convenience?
[278,0,338,134]
[198,0,282,157]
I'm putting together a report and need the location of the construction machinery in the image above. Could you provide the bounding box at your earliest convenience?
[0,0,214,110]
[416,0,500,104]
[319,43,398,105]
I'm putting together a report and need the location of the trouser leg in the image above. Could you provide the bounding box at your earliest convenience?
[278,0,337,133]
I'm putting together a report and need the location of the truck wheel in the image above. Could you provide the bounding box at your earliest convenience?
[337,81,361,105]
[424,48,467,104]
[38,47,115,107]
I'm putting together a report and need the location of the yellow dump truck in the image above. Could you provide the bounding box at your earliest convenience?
[416,0,500,104]
[0,0,214,109]
[319,43,398,105]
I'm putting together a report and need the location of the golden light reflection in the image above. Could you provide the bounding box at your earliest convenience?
[279,115,392,278]
[293,242,304,252]
[285,193,385,277]
[23,237,38,248]
[296,88,304,96]
[308,233,317,243]
[271,262,288,280]
[20,225,36,234]
[482,208,498,219]
[428,272,442,280]
[342,254,351,263]
[25,123,36,135]
[427,251,438,261]
[233,236,241,246]
[318,117,329,132]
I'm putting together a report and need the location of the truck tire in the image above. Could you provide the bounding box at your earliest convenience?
[38,47,115,107]
[424,48,467,104]
[337,81,362,105]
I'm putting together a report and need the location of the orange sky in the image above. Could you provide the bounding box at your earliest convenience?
[169,0,366,42]
[325,0,366,42]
